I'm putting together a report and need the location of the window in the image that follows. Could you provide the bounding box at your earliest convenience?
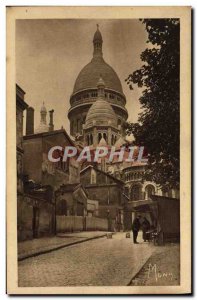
[130,185,142,201]
[91,170,97,184]
[145,185,155,199]
[90,134,93,145]
[124,187,129,197]
[103,132,107,141]
[111,135,114,145]
[87,135,90,145]
[98,132,102,143]
[91,92,98,97]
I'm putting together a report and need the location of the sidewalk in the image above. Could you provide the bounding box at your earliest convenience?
[129,243,180,286]
[18,231,108,261]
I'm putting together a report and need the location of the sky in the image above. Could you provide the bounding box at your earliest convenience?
[16,19,148,135]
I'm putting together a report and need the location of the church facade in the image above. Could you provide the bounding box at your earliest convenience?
[67,25,180,227]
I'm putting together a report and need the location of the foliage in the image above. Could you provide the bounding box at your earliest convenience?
[125,19,180,189]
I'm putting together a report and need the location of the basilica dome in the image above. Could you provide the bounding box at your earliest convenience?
[73,25,123,95]
[68,25,128,137]
[73,56,123,94]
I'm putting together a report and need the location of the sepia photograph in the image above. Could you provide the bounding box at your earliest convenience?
[6,6,191,295]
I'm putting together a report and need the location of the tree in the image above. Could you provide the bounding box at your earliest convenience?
[125,19,180,189]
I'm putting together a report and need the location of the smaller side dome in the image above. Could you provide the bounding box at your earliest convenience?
[85,77,118,129]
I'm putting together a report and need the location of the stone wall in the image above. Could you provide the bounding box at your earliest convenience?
[84,185,122,207]
[17,195,33,241]
[17,195,55,241]
[23,138,43,182]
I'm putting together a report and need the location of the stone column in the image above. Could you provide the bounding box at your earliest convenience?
[93,127,97,147]
[107,127,112,146]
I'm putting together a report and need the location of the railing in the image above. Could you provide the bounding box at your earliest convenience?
[69,97,126,110]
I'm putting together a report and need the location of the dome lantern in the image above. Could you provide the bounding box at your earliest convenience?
[93,24,103,58]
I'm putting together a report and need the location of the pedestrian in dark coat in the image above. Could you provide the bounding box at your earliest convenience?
[131,216,141,244]
[142,217,151,242]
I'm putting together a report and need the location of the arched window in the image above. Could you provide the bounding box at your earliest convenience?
[86,135,89,145]
[145,184,155,199]
[98,132,102,143]
[111,134,114,145]
[124,187,129,197]
[90,134,93,145]
[118,119,121,126]
[130,184,142,201]
[71,121,74,134]
[103,132,107,141]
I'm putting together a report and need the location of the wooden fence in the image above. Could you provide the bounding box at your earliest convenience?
[56,216,108,232]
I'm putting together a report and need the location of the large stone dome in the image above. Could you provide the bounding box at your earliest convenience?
[73,56,123,94]
[68,25,128,137]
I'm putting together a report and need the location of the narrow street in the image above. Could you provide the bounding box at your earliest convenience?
[18,232,154,287]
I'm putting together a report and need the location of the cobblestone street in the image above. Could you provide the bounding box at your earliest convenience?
[18,231,107,260]
[18,232,155,286]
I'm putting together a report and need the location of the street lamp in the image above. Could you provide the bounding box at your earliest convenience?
[106,209,110,231]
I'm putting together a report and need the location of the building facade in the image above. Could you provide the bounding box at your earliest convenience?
[80,165,125,231]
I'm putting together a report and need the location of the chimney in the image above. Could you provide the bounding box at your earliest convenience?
[26,107,34,135]
[49,109,54,131]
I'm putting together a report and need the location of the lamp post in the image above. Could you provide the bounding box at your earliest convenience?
[107,209,110,231]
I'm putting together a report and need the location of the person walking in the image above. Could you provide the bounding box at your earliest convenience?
[142,216,151,242]
[131,215,141,244]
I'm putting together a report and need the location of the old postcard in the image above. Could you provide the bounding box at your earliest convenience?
[6,6,191,294]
